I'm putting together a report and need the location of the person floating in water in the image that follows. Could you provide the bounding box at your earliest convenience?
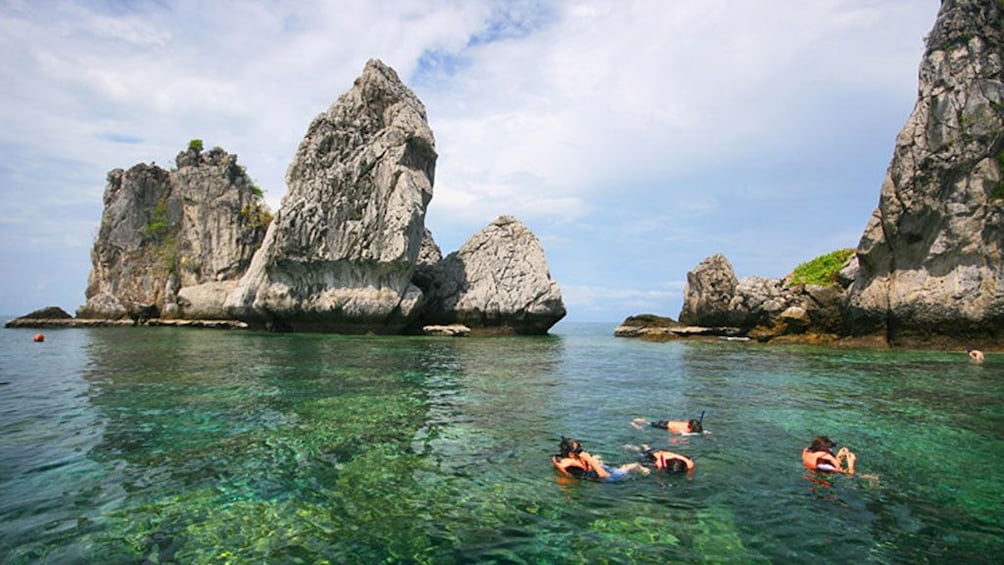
[625,443,695,474]
[552,437,649,481]
[630,411,705,435]
[802,435,856,475]
[968,349,985,363]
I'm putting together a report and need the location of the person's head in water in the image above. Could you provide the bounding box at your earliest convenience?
[558,436,583,457]
[662,458,689,474]
[688,418,703,433]
[809,436,836,453]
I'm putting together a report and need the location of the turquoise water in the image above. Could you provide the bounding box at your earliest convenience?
[1,322,1001,563]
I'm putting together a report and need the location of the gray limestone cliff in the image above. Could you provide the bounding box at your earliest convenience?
[417,215,566,334]
[846,0,1004,345]
[69,59,567,334]
[652,1,1002,348]
[77,146,270,320]
[224,59,437,332]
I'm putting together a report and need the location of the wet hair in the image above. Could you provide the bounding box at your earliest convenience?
[688,418,703,433]
[663,458,689,474]
[558,436,583,457]
[809,436,836,453]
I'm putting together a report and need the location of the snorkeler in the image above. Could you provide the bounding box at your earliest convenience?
[968,349,985,363]
[630,411,705,435]
[802,435,856,475]
[552,437,650,481]
[625,443,694,473]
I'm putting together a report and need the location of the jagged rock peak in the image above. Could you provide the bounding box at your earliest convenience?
[846,0,1004,343]
[678,254,738,327]
[419,215,566,334]
[77,144,269,320]
[225,59,438,333]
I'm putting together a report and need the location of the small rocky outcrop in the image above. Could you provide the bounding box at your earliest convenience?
[17,306,73,320]
[77,146,270,320]
[678,254,738,327]
[224,59,437,333]
[416,215,566,334]
[673,253,849,342]
[846,0,1004,345]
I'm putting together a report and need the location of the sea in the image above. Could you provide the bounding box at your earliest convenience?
[1,320,1001,563]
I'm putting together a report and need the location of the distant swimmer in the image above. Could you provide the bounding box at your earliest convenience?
[968,349,985,363]
[552,437,650,481]
[631,411,705,435]
[802,436,856,475]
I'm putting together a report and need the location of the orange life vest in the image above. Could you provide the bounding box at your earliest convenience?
[552,455,598,479]
[650,450,694,471]
[664,421,691,434]
[802,448,839,471]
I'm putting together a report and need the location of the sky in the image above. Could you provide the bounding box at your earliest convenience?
[0,0,942,324]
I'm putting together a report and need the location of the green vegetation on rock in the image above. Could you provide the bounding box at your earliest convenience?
[790,248,854,286]
[188,138,204,153]
[141,198,170,241]
[240,202,273,230]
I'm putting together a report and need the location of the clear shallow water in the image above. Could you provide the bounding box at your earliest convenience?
[1,322,1001,563]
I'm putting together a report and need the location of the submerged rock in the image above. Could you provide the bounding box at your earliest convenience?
[417,215,566,334]
[225,59,437,333]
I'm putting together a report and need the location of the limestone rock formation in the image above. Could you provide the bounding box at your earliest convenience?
[846,0,1004,344]
[77,146,270,320]
[676,253,847,340]
[225,59,437,333]
[678,254,739,327]
[411,228,443,294]
[418,215,566,334]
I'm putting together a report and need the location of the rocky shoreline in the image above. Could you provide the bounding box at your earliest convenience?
[4,317,248,330]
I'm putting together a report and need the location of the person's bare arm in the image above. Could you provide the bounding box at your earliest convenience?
[630,418,649,430]
[578,452,610,478]
[838,448,856,475]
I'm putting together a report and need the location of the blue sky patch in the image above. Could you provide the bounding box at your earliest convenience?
[97,133,144,144]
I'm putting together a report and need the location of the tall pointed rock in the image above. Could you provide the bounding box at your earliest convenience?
[225,59,437,332]
[846,0,1004,344]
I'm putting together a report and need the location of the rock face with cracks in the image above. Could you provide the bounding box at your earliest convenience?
[225,59,437,332]
[78,147,269,320]
[418,215,566,334]
[845,0,1004,345]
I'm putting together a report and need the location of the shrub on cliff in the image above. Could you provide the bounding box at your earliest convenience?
[790,248,855,286]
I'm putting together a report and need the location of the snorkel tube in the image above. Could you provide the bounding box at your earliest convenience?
[699,410,705,429]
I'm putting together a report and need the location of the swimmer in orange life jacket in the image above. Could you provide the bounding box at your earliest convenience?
[802,435,856,475]
[625,443,695,473]
[552,437,650,481]
[630,411,704,435]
